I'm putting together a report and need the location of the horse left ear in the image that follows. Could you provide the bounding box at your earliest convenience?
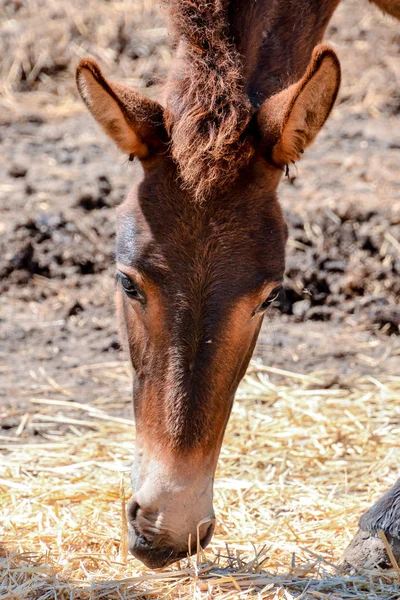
[76,59,167,160]
[257,45,341,167]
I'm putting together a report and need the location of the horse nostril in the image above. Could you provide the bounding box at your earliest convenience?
[200,519,215,549]
[127,498,140,525]
[127,499,153,544]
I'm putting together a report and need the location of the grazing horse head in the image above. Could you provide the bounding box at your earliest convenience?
[77,0,341,569]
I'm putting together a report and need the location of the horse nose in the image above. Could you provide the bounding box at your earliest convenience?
[128,530,181,568]
[127,498,216,568]
[128,522,216,569]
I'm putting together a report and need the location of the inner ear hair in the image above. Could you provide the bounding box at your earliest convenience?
[257,45,341,167]
[76,59,166,160]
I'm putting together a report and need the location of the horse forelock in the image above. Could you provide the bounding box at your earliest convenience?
[163,0,254,200]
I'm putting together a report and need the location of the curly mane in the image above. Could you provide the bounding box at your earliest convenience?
[163,0,254,199]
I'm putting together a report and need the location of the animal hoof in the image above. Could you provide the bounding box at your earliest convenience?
[342,528,400,571]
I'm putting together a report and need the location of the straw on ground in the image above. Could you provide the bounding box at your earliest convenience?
[1,362,400,599]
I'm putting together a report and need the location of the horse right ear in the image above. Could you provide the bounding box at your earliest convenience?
[256,45,341,167]
[76,59,167,160]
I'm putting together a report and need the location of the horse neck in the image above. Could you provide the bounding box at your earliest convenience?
[228,0,341,105]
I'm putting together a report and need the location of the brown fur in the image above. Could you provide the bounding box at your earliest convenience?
[163,0,254,199]
[115,164,287,451]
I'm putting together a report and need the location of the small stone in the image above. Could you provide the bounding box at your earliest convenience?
[76,183,107,211]
[8,164,28,178]
[97,175,112,197]
[76,192,106,211]
[25,183,36,195]
[67,301,84,317]
[307,305,334,321]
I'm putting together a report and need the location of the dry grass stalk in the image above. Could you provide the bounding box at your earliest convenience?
[1,362,400,598]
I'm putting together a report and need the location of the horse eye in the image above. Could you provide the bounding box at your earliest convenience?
[257,286,282,313]
[118,271,141,300]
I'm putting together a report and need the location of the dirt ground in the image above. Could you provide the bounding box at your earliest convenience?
[0,0,399,437]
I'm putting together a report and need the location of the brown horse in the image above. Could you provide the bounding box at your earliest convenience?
[76,0,400,570]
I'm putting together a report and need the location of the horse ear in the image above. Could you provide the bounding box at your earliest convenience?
[76,59,167,159]
[257,45,341,167]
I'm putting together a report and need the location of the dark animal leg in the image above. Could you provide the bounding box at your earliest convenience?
[343,478,400,569]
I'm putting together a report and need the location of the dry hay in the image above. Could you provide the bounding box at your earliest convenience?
[1,362,400,599]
